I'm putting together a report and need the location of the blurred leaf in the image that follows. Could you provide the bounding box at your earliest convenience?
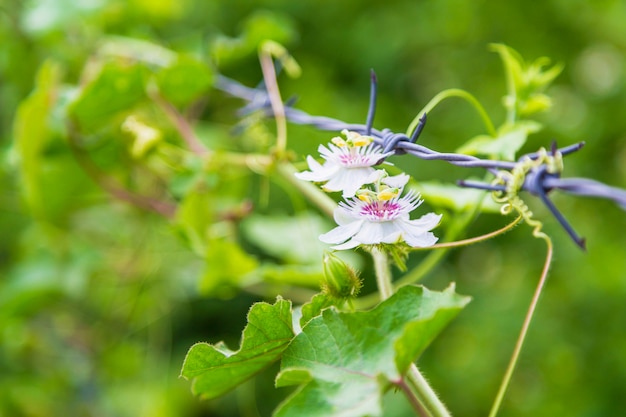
[181,297,294,399]
[200,238,259,297]
[174,186,214,256]
[490,43,563,117]
[211,11,296,64]
[274,285,470,417]
[69,60,148,131]
[99,36,177,67]
[258,264,323,288]
[156,55,214,107]
[412,181,501,213]
[13,61,59,219]
[22,0,105,34]
[457,120,542,160]
[241,212,329,264]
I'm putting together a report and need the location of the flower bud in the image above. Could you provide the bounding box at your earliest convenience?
[321,252,362,300]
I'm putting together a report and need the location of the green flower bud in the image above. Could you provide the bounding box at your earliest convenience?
[321,252,362,300]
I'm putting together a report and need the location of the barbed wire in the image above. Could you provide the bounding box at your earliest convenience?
[215,73,626,249]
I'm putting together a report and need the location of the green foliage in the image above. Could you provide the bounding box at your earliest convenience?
[69,60,149,132]
[13,61,60,218]
[491,43,563,119]
[458,120,543,160]
[2,2,626,417]
[181,297,293,399]
[413,182,501,213]
[156,55,214,107]
[274,285,470,417]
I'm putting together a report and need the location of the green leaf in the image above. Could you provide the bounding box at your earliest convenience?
[69,60,148,131]
[156,55,214,107]
[274,285,470,417]
[457,120,542,160]
[181,297,294,399]
[412,181,501,213]
[299,293,335,328]
[13,60,59,219]
[241,212,330,264]
[200,238,259,297]
[174,186,214,256]
[490,43,563,116]
[211,11,296,64]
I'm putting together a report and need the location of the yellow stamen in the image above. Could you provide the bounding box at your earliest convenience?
[331,136,347,147]
[377,188,399,201]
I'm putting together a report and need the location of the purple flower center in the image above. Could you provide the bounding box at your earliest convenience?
[360,200,401,222]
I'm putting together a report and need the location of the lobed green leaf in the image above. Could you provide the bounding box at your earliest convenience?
[274,285,470,417]
[181,297,294,399]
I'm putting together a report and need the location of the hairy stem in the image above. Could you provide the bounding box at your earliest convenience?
[371,248,451,417]
[398,379,432,417]
[406,364,452,417]
[371,247,393,300]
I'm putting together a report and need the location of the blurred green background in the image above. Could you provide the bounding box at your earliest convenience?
[1,0,626,416]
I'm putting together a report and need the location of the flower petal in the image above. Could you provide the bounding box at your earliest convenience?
[319,219,363,244]
[382,173,410,189]
[331,239,361,250]
[352,222,385,245]
[403,231,439,247]
[334,206,358,226]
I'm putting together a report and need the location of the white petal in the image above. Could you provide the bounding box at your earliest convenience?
[319,220,363,244]
[334,206,358,226]
[382,173,410,189]
[294,158,339,182]
[331,239,361,250]
[339,168,376,197]
[352,222,385,245]
[401,213,442,234]
[379,221,403,244]
[404,231,439,247]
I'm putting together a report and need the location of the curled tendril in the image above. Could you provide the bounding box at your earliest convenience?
[491,148,563,241]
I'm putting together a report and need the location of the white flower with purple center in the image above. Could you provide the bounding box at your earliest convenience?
[295,130,393,198]
[319,176,442,250]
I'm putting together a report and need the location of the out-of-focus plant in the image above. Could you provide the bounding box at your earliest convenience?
[4,3,626,416]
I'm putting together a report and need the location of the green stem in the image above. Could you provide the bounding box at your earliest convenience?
[399,379,432,417]
[488,236,553,417]
[259,50,288,155]
[406,364,452,417]
[371,248,451,417]
[406,89,497,138]
[371,247,393,300]
[275,162,337,218]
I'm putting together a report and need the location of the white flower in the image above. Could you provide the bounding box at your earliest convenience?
[319,188,442,250]
[295,130,393,198]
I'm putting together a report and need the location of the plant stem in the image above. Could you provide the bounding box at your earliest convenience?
[370,248,451,417]
[406,364,452,417]
[371,247,393,300]
[275,162,337,218]
[488,236,553,417]
[407,89,497,138]
[399,379,432,417]
[259,50,288,155]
